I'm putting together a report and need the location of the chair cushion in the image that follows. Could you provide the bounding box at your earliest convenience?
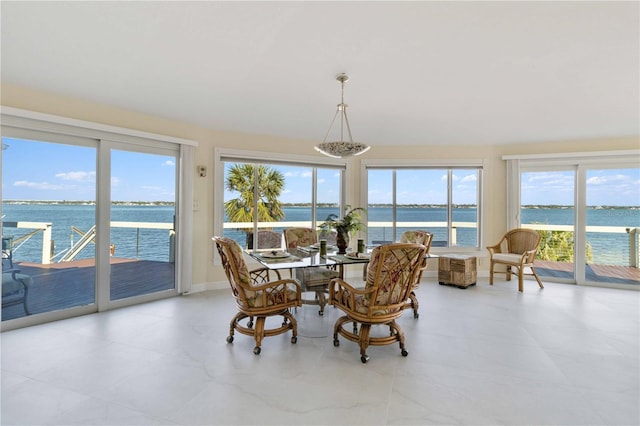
[493,253,523,264]
[400,230,429,245]
[246,284,299,308]
[336,291,398,316]
[295,267,340,288]
[2,272,31,298]
[365,249,409,306]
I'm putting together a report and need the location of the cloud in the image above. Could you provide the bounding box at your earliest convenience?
[162,160,175,167]
[284,170,312,179]
[55,171,95,182]
[587,174,630,185]
[14,180,64,190]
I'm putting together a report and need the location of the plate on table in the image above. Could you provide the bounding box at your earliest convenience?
[344,252,371,260]
[261,251,290,259]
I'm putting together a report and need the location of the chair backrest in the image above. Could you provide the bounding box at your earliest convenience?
[317,229,337,246]
[247,230,282,249]
[365,243,426,312]
[213,236,254,306]
[505,228,541,254]
[284,227,318,249]
[400,230,433,253]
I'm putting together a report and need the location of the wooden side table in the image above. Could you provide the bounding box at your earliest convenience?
[438,254,477,288]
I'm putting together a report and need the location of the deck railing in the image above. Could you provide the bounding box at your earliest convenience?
[2,221,174,264]
[224,221,639,267]
[4,220,637,267]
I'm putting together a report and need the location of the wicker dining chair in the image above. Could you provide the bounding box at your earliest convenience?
[329,242,427,363]
[486,228,544,292]
[283,227,341,315]
[213,236,302,355]
[399,230,433,318]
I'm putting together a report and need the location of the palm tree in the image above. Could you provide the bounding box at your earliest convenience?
[224,164,285,245]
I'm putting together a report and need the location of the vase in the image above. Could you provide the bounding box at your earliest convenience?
[336,231,349,254]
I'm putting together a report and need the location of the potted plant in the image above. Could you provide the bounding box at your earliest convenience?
[319,206,366,254]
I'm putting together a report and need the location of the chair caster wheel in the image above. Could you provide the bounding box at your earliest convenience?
[413,313,419,319]
[401,349,408,357]
[333,339,340,347]
[361,355,369,363]
[318,310,324,316]
[291,336,297,344]
[253,346,261,355]
[247,321,253,328]
[226,335,234,343]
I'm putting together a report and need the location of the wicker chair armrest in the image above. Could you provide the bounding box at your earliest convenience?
[247,278,300,292]
[522,248,538,264]
[329,277,371,307]
[486,244,501,255]
[419,256,429,272]
[246,278,302,307]
[249,267,282,284]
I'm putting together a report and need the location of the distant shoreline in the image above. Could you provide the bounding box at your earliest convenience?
[2,200,638,209]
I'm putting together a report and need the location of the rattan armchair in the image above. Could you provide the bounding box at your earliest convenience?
[487,228,544,292]
[284,227,341,315]
[213,236,302,355]
[329,242,427,363]
[400,230,433,318]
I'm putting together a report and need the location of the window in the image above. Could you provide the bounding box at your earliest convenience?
[215,149,347,250]
[362,160,484,250]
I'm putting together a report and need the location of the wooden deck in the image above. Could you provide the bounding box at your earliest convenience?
[2,258,175,321]
[535,260,639,284]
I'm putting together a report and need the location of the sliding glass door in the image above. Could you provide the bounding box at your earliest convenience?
[520,169,576,281]
[2,136,97,320]
[584,168,640,285]
[2,136,181,324]
[517,160,639,287]
[109,148,176,302]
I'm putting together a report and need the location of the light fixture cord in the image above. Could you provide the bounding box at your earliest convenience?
[341,78,354,142]
[321,75,354,144]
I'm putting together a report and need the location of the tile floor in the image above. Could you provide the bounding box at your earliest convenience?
[1,277,639,425]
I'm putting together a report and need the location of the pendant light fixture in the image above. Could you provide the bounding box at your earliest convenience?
[315,73,370,158]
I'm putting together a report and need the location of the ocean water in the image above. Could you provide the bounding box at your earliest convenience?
[2,204,639,265]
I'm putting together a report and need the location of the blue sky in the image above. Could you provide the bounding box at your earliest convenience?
[3,137,639,206]
[521,170,640,206]
[2,138,175,202]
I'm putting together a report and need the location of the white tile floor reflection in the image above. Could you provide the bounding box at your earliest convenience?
[2,278,639,425]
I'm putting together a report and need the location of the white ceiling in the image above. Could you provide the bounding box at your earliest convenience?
[2,1,638,147]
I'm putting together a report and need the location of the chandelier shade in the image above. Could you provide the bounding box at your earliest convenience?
[314,141,370,158]
[315,74,370,158]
